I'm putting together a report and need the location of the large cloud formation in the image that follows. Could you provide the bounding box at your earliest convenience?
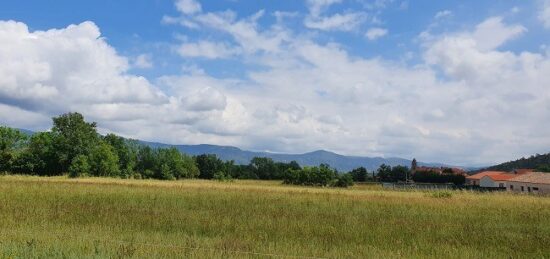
[1,1,550,166]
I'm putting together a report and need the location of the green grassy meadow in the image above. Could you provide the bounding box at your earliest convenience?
[0,175,549,258]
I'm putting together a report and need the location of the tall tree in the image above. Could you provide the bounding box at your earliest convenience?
[350,167,368,182]
[104,134,138,177]
[196,154,224,179]
[51,112,99,173]
[390,165,409,182]
[377,164,392,182]
[0,127,28,172]
[157,147,199,179]
[14,132,58,175]
[88,142,119,177]
[250,157,277,180]
[136,146,156,178]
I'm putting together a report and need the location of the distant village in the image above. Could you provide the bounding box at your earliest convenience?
[408,165,550,194]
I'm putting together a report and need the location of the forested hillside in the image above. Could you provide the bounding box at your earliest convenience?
[485,153,550,172]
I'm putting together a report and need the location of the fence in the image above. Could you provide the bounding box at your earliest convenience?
[381,182,507,192]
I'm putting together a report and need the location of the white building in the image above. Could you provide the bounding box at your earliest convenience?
[506,172,550,194]
[466,171,506,186]
[479,174,517,188]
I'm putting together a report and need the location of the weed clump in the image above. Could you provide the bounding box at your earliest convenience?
[428,191,453,198]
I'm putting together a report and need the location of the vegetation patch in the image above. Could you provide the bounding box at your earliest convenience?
[282,164,353,187]
[0,176,549,258]
[427,191,454,198]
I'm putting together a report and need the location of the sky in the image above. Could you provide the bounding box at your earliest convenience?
[1,0,549,166]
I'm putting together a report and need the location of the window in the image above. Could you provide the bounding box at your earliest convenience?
[510,185,514,190]
[521,186,524,191]
[528,187,531,192]
[499,183,504,188]
[533,187,539,191]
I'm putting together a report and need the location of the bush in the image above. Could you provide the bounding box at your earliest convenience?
[333,173,354,187]
[283,165,352,188]
[428,191,453,198]
[88,142,120,177]
[213,171,233,182]
[68,155,90,178]
[158,164,175,180]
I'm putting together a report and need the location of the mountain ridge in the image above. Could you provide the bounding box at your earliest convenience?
[138,140,450,171]
[15,127,454,172]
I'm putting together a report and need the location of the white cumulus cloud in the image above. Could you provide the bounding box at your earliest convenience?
[539,0,550,28]
[177,41,241,59]
[175,0,202,15]
[133,54,153,69]
[3,7,550,166]
[365,27,388,40]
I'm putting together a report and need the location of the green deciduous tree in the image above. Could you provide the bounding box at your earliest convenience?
[68,155,90,178]
[14,132,59,175]
[51,112,99,173]
[196,154,225,179]
[334,173,354,187]
[377,164,392,182]
[104,134,138,177]
[88,142,119,177]
[250,157,278,180]
[390,165,409,182]
[282,164,351,187]
[0,127,28,172]
[156,148,199,179]
[349,167,368,182]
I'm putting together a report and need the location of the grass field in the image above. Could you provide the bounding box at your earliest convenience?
[0,175,549,258]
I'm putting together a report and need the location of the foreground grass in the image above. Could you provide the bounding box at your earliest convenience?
[0,176,549,258]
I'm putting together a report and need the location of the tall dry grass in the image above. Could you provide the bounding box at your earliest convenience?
[1,175,549,258]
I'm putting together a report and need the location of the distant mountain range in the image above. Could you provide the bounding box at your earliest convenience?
[140,140,450,172]
[16,128,453,172]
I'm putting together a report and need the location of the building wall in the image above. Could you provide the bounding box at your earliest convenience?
[479,177,508,188]
[480,176,497,187]
[507,182,550,194]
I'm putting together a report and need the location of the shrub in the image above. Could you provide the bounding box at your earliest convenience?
[283,165,352,188]
[428,191,453,198]
[88,142,120,177]
[158,164,175,180]
[68,155,90,178]
[213,171,233,182]
[332,173,354,187]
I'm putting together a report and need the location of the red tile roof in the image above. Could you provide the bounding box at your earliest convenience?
[507,172,550,184]
[485,173,518,181]
[513,169,534,175]
[466,171,506,180]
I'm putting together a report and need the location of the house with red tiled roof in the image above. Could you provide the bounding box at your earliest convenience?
[466,171,506,186]
[506,172,550,194]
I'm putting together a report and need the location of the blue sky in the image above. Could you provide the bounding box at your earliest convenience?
[1,0,549,166]
[4,0,547,78]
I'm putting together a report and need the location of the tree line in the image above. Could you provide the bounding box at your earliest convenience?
[0,112,473,186]
[0,113,356,186]
[484,153,550,172]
